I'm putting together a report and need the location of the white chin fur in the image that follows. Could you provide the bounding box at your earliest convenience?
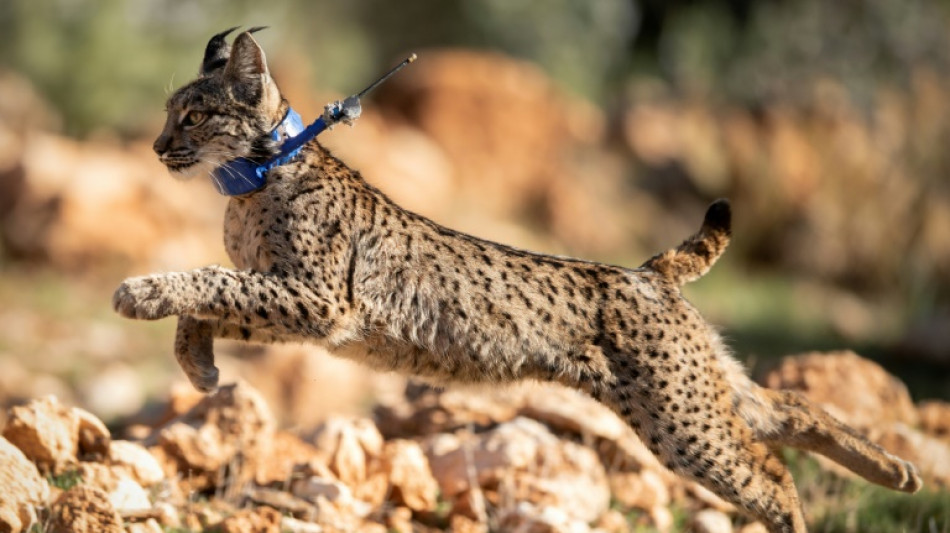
[167,159,216,181]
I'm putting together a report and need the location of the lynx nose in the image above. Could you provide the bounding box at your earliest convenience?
[153,133,172,156]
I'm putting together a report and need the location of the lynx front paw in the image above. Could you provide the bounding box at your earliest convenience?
[113,276,174,320]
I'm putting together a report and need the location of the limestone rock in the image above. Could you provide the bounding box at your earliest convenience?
[595,509,632,533]
[425,417,610,524]
[450,515,489,533]
[383,506,414,533]
[108,477,150,513]
[0,436,50,533]
[280,516,324,533]
[149,381,274,492]
[257,430,325,485]
[497,501,593,533]
[690,509,733,533]
[306,416,383,493]
[107,440,164,487]
[918,400,950,443]
[3,395,79,472]
[378,382,659,471]
[381,439,438,511]
[762,351,917,429]
[125,519,164,533]
[608,469,670,511]
[211,507,282,533]
[47,485,123,533]
[74,406,111,461]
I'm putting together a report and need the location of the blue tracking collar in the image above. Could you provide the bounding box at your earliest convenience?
[211,99,360,196]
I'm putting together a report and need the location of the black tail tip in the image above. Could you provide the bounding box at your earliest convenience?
[703,198,732,234]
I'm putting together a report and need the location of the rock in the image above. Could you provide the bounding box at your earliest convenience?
[71,462,152,514]
[306,416,383,491]
[383,506,414,533]
[608,469,669,511]
[4,130,227,272]
[497,501,592,533]
[280,516,324,533]
[371,50,624,255]
[257,430,325,485]
[381,439,438,511]
[47,485,123,533]
[649,506,674,532]
[450,514,489,533]
[595,509,631,533]
[108,440,164,487]
[149,381,274,492]
[211,507,282,533]
[918,401,950,442]
[425,417,610,524]
[108,477,150,513]
[291,476,352,505]
[684,481,735,513]
[3,395,110,473]
[517,384,660,471]
[761,351,917,429]
[378,382,660,472]
[3,395,76,472]
[243,487,318,520]
[74,406,111,461]
[237,344,388,428]
[690,509,734,533]
[125,519,164,533]
[0,436,50,533]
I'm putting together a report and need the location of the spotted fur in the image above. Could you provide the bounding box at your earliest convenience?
[116,29,922,532]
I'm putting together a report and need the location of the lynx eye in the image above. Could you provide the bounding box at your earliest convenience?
[182,110,207,128]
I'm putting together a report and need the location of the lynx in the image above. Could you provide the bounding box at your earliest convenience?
[114,28,921,532]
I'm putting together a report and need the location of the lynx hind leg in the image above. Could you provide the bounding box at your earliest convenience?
[175,316,219,393]
[751,388,923,493]
[615,388,807,532]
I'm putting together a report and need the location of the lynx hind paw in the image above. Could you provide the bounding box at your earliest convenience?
[898,460,923,493]
[113,276,174,320]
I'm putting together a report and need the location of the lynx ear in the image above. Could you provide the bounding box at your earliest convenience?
[201,26,239,76]
[224,29,269,82]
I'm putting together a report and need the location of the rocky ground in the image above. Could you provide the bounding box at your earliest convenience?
[1,350,948,533]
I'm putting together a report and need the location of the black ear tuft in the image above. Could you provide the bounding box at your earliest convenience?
[201,26,240,76]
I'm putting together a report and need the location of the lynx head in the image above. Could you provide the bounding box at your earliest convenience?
[153,27,286,179]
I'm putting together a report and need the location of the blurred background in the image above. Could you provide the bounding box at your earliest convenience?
[0,0,948,428]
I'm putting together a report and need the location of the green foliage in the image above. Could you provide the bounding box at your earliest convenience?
[47,468,83,491]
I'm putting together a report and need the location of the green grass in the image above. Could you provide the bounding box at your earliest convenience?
[787,451,950,533]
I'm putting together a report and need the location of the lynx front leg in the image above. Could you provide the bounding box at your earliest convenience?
[113,265,341,336]
[174,315,287,392]
[175,316,218,392]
